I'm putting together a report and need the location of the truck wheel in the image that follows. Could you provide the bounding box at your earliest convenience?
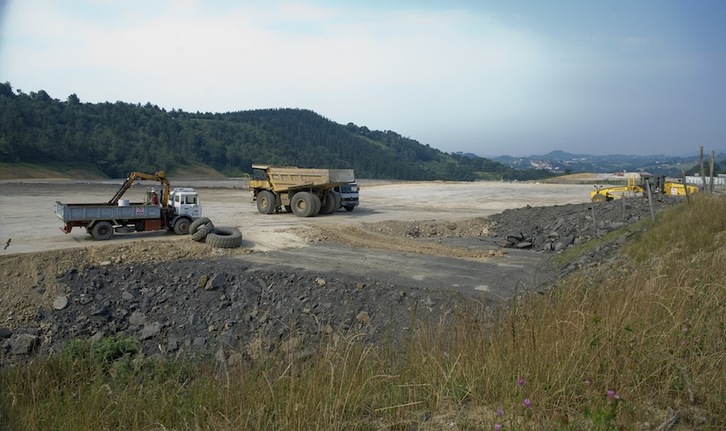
[91,221,114,240]
[319,190,338,214]
[190,217,214,242]
[206,227,242,248]
[256,190,276,214]
[591,193,606,203]
[291,192,317,217]
[174,217,191,235]
[311,193,321,216]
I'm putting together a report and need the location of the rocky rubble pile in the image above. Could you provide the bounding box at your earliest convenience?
[489,195,681,275]
[490,196,672,252]
[2,258,480,365]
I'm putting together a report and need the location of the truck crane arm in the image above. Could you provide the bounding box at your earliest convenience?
[107,171,171,206]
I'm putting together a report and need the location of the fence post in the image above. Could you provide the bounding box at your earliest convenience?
[700,146,707,191]
[709,151,716,193]
[682,170,691,204]
[645,180,656,222]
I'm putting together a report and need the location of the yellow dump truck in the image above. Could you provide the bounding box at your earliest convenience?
[250,164,356,217]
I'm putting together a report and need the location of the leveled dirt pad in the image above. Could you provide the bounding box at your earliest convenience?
[0,181,679,364]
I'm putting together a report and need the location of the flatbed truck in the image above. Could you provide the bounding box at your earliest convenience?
[55,171,202,240]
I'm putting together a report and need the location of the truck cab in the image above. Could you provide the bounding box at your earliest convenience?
[169,188,202,219]
[335,182,359,211]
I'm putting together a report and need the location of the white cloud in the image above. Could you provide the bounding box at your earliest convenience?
[2,0,723,156]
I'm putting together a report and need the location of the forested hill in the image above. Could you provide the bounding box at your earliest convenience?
[0,83,551,181]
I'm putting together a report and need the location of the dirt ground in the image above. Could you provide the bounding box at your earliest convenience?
[0,179,592,254]
[0,180,593,332]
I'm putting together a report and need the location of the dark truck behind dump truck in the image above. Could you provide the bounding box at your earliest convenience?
[335,182,359,211]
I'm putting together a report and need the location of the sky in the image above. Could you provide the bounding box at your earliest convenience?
[1,0,725,157]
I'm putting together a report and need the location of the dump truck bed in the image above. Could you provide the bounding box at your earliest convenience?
[55,201,162,222]
[255,165,355,192]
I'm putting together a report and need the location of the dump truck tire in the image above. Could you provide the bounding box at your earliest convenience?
[291,192,317,217]
[311,193,321,216]
[190,217,214,242]
[256,190,276,214]
[591,193,606,203]
[91,221,114,240]
[206,227,242,248]
[319,190,338,214]
[174,217,191,235]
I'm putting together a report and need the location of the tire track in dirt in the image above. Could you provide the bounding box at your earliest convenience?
[304,224,505,260]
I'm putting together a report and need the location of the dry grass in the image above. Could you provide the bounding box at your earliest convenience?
[1,195,724,430]
[0,161,227,180]
[167,162,228,180]
[0,162,108,180]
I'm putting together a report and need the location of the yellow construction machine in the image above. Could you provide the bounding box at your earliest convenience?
[590,175,644,203]
[590,174,700,203]
[660,180,700,196]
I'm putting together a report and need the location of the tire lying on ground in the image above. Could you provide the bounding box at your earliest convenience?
[206,227,243,248]
[190,217,215,242]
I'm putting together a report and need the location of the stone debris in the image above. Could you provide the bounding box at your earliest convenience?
[1,261,475,365]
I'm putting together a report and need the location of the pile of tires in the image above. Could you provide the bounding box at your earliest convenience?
[189,218,242,248]
[190,217,214,241]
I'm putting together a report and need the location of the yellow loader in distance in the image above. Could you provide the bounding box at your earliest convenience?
[590,174,699,203]
[590,175,644,203]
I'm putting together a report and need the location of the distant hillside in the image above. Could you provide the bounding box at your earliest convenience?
[493,150,725,177]
[0,82,554,182]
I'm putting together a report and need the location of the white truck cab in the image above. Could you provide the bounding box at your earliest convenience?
[335,182,359,211]
[169,188,202,218]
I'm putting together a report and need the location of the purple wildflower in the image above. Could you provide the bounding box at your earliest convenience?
[523,398,531,408]
[517,377,527,387]
[494,424,502,431]
[606,390,620,400]
[496,408,504,417]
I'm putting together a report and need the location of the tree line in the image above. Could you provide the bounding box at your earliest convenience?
[0,82,554,181]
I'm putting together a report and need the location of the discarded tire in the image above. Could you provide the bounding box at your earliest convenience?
[190,217,214,242]
[206,227,242,248]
